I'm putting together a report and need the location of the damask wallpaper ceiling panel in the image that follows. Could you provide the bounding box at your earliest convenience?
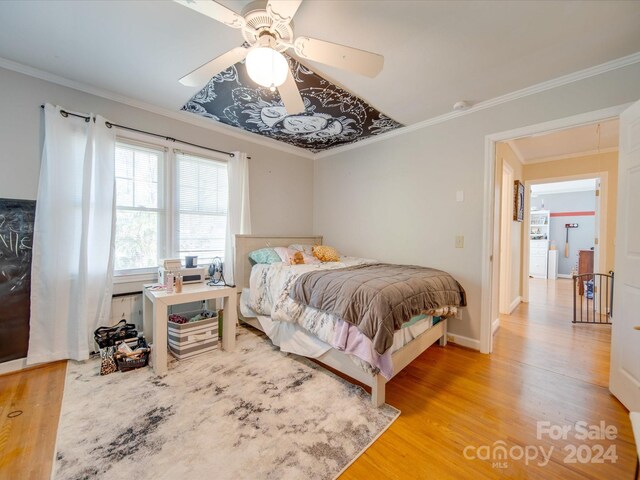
[181,53,403,153]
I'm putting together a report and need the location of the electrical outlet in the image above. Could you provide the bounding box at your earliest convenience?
[455,236,464,248]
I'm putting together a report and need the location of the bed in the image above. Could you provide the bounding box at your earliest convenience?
[234,235,464,407]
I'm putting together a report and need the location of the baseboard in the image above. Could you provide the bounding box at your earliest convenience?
[0,357,27,375]
[509,296,522,314]
[557,274,573,279]
[447,333,480,350]
[492,318,500,335]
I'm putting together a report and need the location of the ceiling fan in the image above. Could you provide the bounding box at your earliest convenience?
[174,0,384,115]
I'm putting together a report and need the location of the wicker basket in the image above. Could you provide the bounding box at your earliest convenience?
[114,348,150,372]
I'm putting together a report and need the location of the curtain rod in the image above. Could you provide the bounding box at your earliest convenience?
[40,105,234,158]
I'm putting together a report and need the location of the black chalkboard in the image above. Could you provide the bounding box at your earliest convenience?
[0,198,36,362]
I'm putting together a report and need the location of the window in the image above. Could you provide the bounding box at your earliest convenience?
[176,152,228,266]
[113,139,228,277]
[114,142,165,273]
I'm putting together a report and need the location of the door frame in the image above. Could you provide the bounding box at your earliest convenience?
[499,161,514,314]
[480,103,630,354]
[521,172,607,303]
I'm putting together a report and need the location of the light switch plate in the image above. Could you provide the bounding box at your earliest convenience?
[455,236,464,248]
[456,190,464,202]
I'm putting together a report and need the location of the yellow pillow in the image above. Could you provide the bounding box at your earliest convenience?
[312,245,340,262]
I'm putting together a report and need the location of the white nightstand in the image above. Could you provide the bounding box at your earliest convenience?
[142,283,237,375]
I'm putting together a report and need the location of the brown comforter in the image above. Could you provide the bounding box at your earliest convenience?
[290,263,466,354]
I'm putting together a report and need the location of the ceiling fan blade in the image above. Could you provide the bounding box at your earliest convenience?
[180,47,248,87]
[278,69,305,115]
[293,36,384,78]
[266,0,302,24]
[173,0,245,29]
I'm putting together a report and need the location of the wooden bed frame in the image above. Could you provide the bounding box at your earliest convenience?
[234,234,448,407]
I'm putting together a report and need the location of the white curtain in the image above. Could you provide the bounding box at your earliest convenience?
[27,104,116,364]
[224,151,251,286]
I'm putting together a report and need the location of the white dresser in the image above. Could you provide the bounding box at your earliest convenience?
[530,240,549,278]
[529,210,550,279]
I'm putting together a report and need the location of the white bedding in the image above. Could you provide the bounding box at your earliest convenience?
[241,297,438,359]
[240,257,445,378]
[247,256,372,326]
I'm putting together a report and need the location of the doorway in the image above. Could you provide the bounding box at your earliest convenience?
[526,177,600,305]
[484,107,624,356]
[492,119,618,383]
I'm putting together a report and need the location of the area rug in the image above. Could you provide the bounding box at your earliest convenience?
[54,327,399,479]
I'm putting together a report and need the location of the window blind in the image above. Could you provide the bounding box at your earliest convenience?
[176,152,228,265]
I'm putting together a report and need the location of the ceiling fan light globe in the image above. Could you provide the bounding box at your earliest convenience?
[246,47,288,88]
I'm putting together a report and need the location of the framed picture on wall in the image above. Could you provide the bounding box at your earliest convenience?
[514,180,524,222]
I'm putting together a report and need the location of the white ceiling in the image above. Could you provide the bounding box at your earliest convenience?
[509,118,619,163]
[531,179,597,196]
[0,1,639,127]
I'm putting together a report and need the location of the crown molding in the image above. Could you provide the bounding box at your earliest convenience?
[523,146,618,165]
[505,140,526,165]
[315,51,640,160]
[2,49,639,163]
[0,57,315,160]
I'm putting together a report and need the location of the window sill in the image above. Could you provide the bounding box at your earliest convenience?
[113,271,157,296]
[113,272,156,284]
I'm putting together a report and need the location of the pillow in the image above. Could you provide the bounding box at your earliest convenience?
[312,245,340,262]
[248,248,282,265]
[273,247,321,265]
[302,253,321,264]
[273,246,294,264]
[288,244,315,255]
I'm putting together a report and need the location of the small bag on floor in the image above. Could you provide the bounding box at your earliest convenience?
[99,346,117,376]
[94,319,138,349]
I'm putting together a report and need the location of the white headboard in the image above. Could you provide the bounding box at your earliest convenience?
[234,234,323,291]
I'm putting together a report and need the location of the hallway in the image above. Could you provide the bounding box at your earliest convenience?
[495,278,612,387]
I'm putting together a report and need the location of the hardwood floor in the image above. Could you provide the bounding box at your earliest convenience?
[0,361,66,480]
[341,278,633,479]
[0,278,634,479]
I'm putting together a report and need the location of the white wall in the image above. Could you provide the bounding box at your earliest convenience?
[533,191,596,275]
[0,67,314,235]
[314,63,640,342]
